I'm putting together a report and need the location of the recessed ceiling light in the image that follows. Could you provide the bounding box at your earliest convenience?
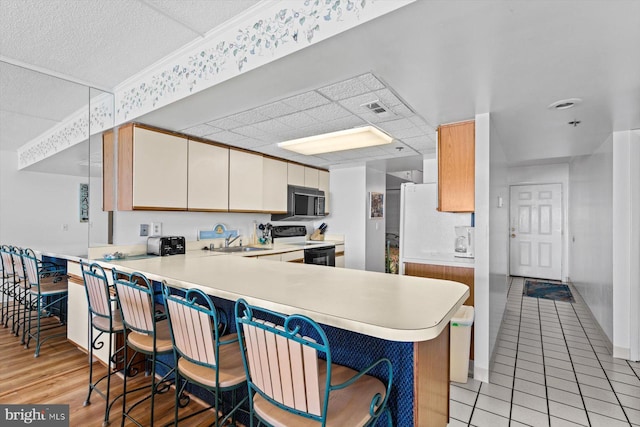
[548,98,582,110]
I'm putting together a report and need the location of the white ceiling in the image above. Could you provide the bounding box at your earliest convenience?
[2,0,639,176]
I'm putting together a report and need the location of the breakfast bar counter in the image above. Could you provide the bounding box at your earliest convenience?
[52,249,468,426]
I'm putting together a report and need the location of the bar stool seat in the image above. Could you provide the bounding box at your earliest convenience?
[253,363,387,427]
[175,333,246,389]
[126,319,173,353]
[90,309,123,332]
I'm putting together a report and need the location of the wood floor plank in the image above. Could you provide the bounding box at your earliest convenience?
[0,319,236,426]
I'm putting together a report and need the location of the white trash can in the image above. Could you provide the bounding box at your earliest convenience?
[450,305,474,383]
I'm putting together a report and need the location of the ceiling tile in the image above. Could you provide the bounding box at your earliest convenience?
[232,125,271,140]
[207,116,243,129]
[336,92,380,114]
[205,130,246,143]
[378,118,416,133]
[318,76,372,101]
[374,88,403,107]
[181,123,222,137]
[358,73,386,91]
[251,119,293,134]
[254,101,299,118]
[304,103,352,122]
[227,109,270,126]
[394,126,426,139]
[277,111,318,129]
[282,92,330,110]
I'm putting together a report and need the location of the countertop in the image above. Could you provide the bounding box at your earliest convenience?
[402,251,475,268]
[101,251,468,342]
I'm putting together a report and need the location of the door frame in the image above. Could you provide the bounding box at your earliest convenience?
[508,182,566,281]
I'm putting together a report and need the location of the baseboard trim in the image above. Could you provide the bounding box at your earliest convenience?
[613,346,631,360]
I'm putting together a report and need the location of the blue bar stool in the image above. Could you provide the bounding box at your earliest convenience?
[162,283,248,426]
[112,269,174,427]
[81,261,126,427]
[234,298,393,427]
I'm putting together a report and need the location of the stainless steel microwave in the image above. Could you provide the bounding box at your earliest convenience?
[272,185,326,221]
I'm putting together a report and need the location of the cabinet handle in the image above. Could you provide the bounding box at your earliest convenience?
[511,234,516,238]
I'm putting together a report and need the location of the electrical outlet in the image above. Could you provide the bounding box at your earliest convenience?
[140,224,149,236]
[62,224,68,231]
[151,222,162,236]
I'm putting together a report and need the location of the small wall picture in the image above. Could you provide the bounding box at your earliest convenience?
[369,192,384,219]
[79,183,89,222]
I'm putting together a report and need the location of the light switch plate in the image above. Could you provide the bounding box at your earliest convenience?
[140,224,149,236]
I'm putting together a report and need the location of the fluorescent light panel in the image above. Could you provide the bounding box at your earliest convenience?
[278,126,393,155]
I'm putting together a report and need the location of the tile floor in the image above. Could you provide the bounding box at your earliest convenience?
[449,277,640,427]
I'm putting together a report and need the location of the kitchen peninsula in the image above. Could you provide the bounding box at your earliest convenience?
[64,250,468,426]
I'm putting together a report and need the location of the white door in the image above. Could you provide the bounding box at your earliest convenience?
[509,184,562,280]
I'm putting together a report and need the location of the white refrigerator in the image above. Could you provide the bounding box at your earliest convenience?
[399,183,472,272]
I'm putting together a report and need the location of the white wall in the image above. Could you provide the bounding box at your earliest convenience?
[488,116,509,368]
[473,113,509,383]
[0,150,90,255]
[508,163,570,281]
[112,210,272,246]
[328,166,367,270]
[366,167,386,272]
[569,136,614,340]
[612,129,640,360]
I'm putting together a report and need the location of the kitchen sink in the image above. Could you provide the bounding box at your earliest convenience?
[212,246,270,253]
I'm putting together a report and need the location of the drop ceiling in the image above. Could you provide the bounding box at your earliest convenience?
[1,0,639,176]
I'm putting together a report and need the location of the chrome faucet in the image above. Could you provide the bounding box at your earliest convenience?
[224,234,241,247]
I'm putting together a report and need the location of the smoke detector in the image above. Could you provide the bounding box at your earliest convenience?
[548,98,582,110]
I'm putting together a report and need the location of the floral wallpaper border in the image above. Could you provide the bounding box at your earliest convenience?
[17,0,413,169]
[18,94,114,169]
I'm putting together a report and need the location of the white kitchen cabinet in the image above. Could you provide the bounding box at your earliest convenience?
[288,163,305,186]
[262,157,288,212]
[229,149,264,211]
[187,140,229,211]
[318,170,330,214]
[304,167,319,188]
[335,243,345,268]
[281,250,304,262]
[256,253,282,261]
[117,124,188,210]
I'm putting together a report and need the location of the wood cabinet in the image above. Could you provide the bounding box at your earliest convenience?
[335,243,345,267]
[187,140,229,211]
[262,157,288,213]
[318,170,330,214]
[229,149,263,211]
[281,250,304,262]
[438,120,475,212]
[118,124,188,210]
[405,262,474,360]
[102,130,115,212]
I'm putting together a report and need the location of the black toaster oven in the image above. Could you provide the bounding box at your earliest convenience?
[147,236,186,256]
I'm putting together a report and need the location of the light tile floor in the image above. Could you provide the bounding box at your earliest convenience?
[449,277,640,427]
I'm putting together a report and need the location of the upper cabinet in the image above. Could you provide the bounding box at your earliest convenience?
[228,149,264,212]
[118,124,188,210]
[112,123,329,213]
[187,140,229,211]
[262,157,288,213]
[287,163,305,186]
[437,120,475,212]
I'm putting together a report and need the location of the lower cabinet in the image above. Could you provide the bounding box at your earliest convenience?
[255,253,282,261]
[335,244,345,268]
[404,262,474,360]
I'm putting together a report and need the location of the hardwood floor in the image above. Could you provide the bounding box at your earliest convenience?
[0,316,230,426]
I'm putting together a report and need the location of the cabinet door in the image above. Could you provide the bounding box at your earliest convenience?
[229,149,264,211]
[187,140,229,211]
[132,127,188,209]
[262,157,287,212]
[318,170,330,214]
[304,167,319,188]
[288,163,305,186]
[437,121,475,212]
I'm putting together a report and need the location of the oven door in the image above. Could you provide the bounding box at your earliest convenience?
[304,246,335,267]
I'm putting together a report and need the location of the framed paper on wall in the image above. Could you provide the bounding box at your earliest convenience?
[369,191,384,219]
